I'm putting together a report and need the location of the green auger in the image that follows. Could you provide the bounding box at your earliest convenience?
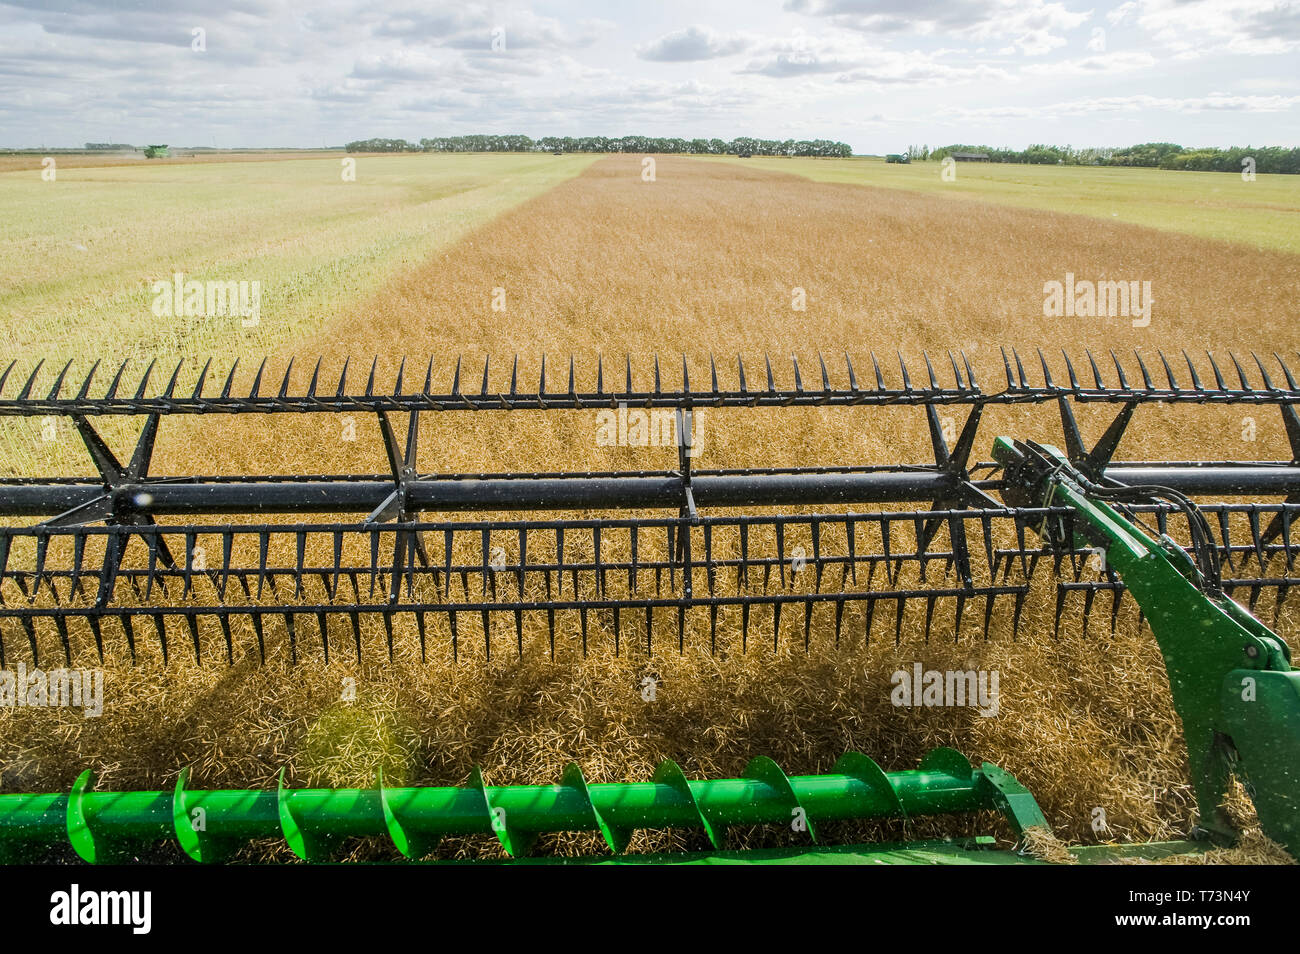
[995,437,1300,858]
[0,749,1053,864]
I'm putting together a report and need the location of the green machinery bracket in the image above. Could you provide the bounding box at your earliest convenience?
[994,437,1300,858]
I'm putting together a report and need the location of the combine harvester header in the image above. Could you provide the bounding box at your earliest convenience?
[0,349,1297,864]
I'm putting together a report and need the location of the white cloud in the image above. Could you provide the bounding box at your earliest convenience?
[351,49,446,81]
[740,33,1013,84]
[637,25,752,61]
[943,92,1300,120]
[1126,0,1300,56]
[785,0,1093,55]
[1022,49,1158,74]
[1107,2,1137,25]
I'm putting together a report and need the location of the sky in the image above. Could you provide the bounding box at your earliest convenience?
[1,0,1297,152]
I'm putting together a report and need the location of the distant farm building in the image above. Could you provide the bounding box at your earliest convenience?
[950,151,989,162]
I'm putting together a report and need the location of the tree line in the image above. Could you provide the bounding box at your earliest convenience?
[345,135,852,158]
[910,142,1300,174]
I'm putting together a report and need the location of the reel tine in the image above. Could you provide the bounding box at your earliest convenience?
[775,522,786,587]
[52,616,71,666]
[15,359,46,402]
[1061,350,1079,391]
[811,520,824,592]
[1085,350,1103,389]
[1110,350,1129,391]
[1012,589,1027,640]
[0,360,17,397]
[87,614,104,664]
[1247,507,1267,571]
[1206,351,1229,392]
[629,524,639,593]
[702,524,714,595]
[1000,347,1015,389]
[1217,510,1234,572]
[17,616,38,668]
[846,518,857,585]
[1133,352,1155,392]
[880,517,894,586]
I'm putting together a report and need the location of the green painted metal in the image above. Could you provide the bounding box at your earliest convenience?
[742,756,816,843]
[378,768,441,860]
[832,751,907,825]
[175,767,239,864]
[560,762,633,854]
[650,758,722,849]
[1219,670,1300,855]
[975,762,1051,837]
[0,750,1048,864]
[279,768,344,861]
[994,437,1300,859]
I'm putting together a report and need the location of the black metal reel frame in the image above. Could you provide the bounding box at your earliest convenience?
[3,501,1299,666]
[3,348,1299,416]
[2,349,1299,664]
